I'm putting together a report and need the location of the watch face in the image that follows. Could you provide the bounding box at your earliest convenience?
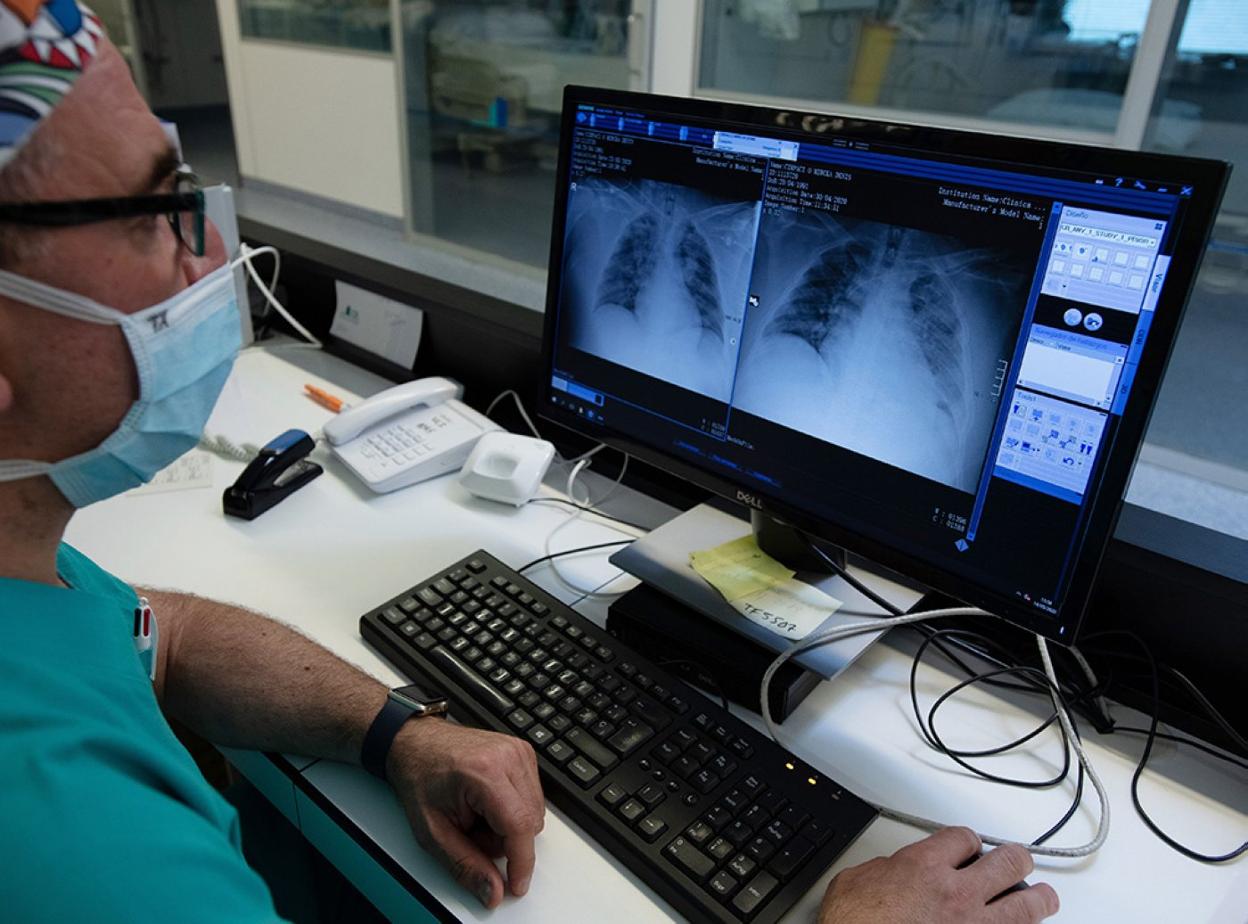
[392,683,448,711]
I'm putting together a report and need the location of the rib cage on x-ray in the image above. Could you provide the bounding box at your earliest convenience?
[736,212,1030,492]
[560,178,758,401]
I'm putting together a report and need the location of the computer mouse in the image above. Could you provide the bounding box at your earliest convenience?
[956,850,1031,900]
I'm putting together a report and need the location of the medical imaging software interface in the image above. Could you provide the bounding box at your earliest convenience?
[547,100,1196,622]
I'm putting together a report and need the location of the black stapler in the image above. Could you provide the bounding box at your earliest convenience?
[223,429,323,520]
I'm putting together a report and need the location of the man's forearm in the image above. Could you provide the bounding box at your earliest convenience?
[143,588,385,765]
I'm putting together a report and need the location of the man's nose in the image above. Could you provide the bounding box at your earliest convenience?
[182,217,227,285]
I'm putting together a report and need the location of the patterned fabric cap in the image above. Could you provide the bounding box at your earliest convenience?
[0,1,104,167]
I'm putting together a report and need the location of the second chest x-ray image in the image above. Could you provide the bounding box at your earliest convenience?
[557,176,760,402]
[732,210,1034,492]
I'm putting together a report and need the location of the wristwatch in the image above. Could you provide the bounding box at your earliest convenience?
[361,682,449,781]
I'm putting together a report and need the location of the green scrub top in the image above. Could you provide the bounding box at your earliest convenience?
[0,544,281,922]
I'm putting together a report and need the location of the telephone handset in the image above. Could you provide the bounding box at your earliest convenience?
[324,376,500,494]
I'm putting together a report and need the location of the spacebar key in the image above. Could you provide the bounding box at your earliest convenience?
[429,646,514,716]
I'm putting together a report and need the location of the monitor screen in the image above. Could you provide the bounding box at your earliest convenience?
[538,86,1228,642]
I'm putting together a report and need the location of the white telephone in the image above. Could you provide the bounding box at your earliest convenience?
[323,376,500,493]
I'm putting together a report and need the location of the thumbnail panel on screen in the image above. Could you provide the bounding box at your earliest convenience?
[733,210,1034,493]
[557,177,760,402]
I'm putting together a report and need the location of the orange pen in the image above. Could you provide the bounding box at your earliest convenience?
[304,383,344,413]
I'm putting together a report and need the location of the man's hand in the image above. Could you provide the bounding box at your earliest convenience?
[386,718,545,909]
[820,827,1059,924]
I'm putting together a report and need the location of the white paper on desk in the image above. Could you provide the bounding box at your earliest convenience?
[731,578,843,641]
[330,281,423,369]
[127,450,214,495]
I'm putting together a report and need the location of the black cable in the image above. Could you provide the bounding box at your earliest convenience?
[910,628,1089,846]
[1085,630,1248,864]
[516,540,634,575]
[526,496,650,533]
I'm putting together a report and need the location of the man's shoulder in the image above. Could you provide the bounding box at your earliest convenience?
[57,542,138,606]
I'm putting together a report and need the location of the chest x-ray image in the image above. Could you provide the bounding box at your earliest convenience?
[557,177,760,401]
[733,210,1033,492]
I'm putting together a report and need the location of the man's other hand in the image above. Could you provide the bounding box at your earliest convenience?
[820,827,1059,924]
[387,719,545,909]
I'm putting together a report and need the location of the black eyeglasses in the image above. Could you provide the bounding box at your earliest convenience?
[0,168,206,256]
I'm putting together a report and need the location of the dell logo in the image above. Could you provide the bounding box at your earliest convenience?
[736,490,763,510]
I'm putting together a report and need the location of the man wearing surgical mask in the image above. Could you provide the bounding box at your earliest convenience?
[0,6,1058,924]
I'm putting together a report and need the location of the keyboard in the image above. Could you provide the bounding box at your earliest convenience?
[359,551,877,924]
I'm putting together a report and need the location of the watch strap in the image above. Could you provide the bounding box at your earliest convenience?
[361,685,446,781]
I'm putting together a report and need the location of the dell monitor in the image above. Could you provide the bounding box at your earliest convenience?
[538,86,1228,644]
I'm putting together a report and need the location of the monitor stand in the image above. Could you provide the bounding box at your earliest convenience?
[608,500,925,698]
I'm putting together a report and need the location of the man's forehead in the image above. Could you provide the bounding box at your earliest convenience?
[12,39,175,200]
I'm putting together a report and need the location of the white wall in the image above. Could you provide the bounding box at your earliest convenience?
[215,0,406,220]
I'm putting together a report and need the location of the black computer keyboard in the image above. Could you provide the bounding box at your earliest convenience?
[359,551,877,924]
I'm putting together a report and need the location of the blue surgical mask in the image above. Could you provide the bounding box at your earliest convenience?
[0,258,242,506]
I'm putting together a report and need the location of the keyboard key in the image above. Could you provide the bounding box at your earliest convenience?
[667,695,690,715]
[398,621,419,638]
[779,806,811,830]
[517,691,540,709]
[757,791,787,816]
[397,595,421,614]
[741,775,766,797]
[664,837,715,882]
[708,870,738,901]
[598,782,627,807]
[567,755,601,787]
[724,821,754,847]
[595,645,614,662]
[741,805,770,829]
[722,789,748,813]
[382,606,406,626]
[533,702,555,721]
[417,587,442,607]
[707,836,734,861]
[693,712,713,731]
[768,836,815,879]
[803,819,834,846]
[432,578,456,596]
[685,820,713,845]
[732,871,778,917]
[566,728,618,770]
[607,718,654,756]
[727,854,756,880]
[637,815,667,843]
[531,602,549,616]
[673,756,699,779]
[731,738,755,759]
[630,696,671,730]
[589,720,616,740]
[546,740,575,764]
[703,805,733,829]
[618,799,646,823]
[436,627,456,643]
[507,709,534,732]
[691,769,720,794]
[548,715,572,734]
[763,820,794,845]
[745,837,775,864]
[655,740,682,763]
[465,558,486,573]
[637,783,666,807]
[518,592,535,606]
[413,632,437,651]
[618,662,638,678]
[526,724,553,747]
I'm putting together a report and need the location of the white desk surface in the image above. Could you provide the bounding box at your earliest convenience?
[66,347,1248,923]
